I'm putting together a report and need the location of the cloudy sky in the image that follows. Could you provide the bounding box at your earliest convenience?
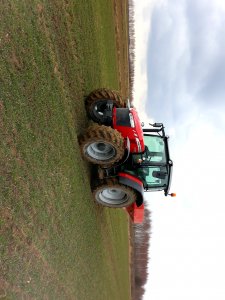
[133,0,225,299]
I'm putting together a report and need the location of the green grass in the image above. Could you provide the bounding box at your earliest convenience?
[0,1,130,299]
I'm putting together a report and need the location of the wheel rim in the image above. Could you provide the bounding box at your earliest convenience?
[97,187,128,205]
[86,141,116,161]
[93,100,107,121]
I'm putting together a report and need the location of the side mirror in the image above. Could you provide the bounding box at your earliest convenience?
[153,123,163,128]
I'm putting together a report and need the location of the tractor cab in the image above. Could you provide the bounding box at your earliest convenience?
[122,123,173,196]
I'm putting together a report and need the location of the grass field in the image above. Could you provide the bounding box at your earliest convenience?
[0,0,131,299]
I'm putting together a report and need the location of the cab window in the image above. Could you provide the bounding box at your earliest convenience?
[143,135,166,163]
[137,166,168,189]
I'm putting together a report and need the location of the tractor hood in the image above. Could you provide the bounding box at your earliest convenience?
[113,107,145,153]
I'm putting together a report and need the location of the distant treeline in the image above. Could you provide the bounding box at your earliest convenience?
[128,0,135,103]
[133,209,151,300]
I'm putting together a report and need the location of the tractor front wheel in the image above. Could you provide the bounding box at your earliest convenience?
[85,88,124,123]
[93,179,136,208]
[79,124,124,166]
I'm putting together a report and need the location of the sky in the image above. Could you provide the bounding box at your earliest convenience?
[133,0,225,299]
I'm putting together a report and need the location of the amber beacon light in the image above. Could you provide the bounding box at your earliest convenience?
[169,193,176,197]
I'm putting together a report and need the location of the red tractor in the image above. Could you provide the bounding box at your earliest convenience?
[79,88,175,221]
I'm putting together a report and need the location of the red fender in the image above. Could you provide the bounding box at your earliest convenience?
[118,172,144,207]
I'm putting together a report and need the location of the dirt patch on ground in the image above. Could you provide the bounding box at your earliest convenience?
[9,51,23,71]
[0,100,4,129]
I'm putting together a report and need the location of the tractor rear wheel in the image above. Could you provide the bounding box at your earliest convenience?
[85,88,124,123]
[79,124,124,165]
[93,179,136,208]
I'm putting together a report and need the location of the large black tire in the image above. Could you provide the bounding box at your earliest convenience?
[93,178,136,208]
[79,124,124,165]
[85,88,125,123]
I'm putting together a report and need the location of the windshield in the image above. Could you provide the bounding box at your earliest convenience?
[143,135,166,163]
